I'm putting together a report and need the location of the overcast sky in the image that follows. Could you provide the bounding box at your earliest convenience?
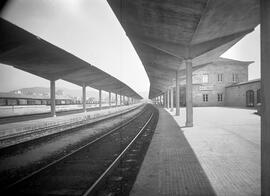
[0,0,261,97]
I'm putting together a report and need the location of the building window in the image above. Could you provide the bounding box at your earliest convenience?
[246,90,255,107]
[218,93,223,102]
[202,74,209,83]
[203,94,208,102]
[218,73,223,82]
[232,73,238,83]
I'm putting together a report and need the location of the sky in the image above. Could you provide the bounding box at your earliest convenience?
[0,0,261,98]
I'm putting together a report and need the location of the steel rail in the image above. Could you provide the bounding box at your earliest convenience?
[2,105,147,192]
[82,112,154,196]
[0,104,143,149]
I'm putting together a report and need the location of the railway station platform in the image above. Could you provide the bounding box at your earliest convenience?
[0,103,142,149]
[130,107,260,196]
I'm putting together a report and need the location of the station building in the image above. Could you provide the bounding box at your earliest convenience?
[177,58,260,107]
[225,79,261,107]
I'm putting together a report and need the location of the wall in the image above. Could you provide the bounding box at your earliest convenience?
[180,60,249,107]
[225,80,261,107]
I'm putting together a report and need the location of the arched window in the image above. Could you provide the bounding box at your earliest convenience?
[246,90,255,107]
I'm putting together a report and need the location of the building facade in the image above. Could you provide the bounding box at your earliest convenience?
[225,79,261,107]
[178,58,253,107]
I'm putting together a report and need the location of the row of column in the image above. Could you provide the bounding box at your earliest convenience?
[49,82,136,117]
[153,59,193,127]
[151,4,270,193]
[152,5,270,191]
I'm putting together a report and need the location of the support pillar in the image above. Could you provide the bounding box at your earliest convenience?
[167,90,170,108]
[120,95,122,105]
[163,93,165,107]
[99,89,102,110]
[116,93,118,106]
[109,92,111,107]
[170,88,174,111]
[82,84,86,112]
[185,59,193,127]
[50,80,56,117]
[261,0,270,195]
[176,70,180,116]
[163,93,166,107]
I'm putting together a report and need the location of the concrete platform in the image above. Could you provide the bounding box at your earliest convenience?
[130,107,260,196]
[0,104,141,148]
[0,103,114,118]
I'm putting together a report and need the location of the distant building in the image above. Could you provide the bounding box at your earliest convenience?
[177,58,260,107]
[225,79,261,107]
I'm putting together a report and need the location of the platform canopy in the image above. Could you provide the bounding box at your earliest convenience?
[0,18,142,99]
[106,0,260,99]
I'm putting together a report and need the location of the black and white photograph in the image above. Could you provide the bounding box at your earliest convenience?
[0,0,267,195]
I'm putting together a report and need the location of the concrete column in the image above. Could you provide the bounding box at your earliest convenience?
[167,90,170,108]
[115,93,118,106]
[163,93,167,108]
[120,95,122,105]
[109,91,111,107]
[50,80,56,117]
[99,89,102,110]
[261,1,270,195]
[163,93,165,107]
[185,59,193,127]
[164,94,166,107]
[176,69,180,116]
[82,84,86,112]
[163,93,166,107]
[170,88,174,111]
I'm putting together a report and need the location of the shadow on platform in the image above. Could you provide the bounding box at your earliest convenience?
[131,108,216,196]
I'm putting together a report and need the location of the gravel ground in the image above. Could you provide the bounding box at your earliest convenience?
[0,105,145,188]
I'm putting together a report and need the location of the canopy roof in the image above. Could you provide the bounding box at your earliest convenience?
[107,0,260,99]
[0,18,142,99]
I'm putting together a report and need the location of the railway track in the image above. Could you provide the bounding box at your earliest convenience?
[1,104,158,196]
[0,105,117,125]
[0,104,142,149]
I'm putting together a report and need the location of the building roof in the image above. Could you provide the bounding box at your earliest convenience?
[226,78,261,88]
[0,18,142,99]
[213,57,254,66]
[107,0,259,99]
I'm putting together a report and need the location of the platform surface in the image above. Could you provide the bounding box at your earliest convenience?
[130,107,260,196]
[0,104,139,138]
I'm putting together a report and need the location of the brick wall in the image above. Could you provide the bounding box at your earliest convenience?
[225,80,261,107]
[180,59,250,107]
